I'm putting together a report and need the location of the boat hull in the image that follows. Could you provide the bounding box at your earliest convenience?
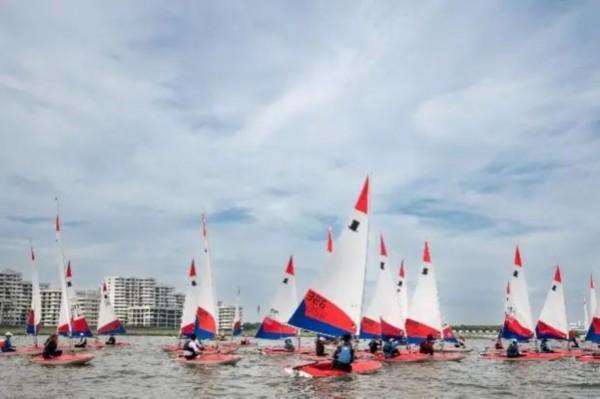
[286,360,382,378]
[175,354,241,366]
[31,353,94,365]
[481,352,566,361]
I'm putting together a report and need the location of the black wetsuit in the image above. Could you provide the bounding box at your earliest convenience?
[315,340,325,356]
[42,340,63,359]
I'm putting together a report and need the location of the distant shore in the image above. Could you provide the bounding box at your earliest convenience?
[0,324,505,338]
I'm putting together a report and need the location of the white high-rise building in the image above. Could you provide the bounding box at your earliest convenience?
[104,276,183,327]
[76,289,101,327]
[0,269,42,326]
[217,302,243,334]
[40,289,62,327]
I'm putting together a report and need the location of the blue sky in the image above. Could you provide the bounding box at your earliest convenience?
[1,1,600,323]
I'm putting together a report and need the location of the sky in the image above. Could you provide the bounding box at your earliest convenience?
[1,1,600,324]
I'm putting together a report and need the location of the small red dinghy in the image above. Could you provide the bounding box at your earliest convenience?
[0,346,42,356]
[31,353,95,366]
[286,360,382,378]
[175,354,241,366]
[481,352,566,361]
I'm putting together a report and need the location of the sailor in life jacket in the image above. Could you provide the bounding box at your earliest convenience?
[332,333,354,371]
[1,332,16,352]
[283,338,295,352]
[182,334,204,360]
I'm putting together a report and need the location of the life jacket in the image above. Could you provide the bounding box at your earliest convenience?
[382,341,393,353]
[337,345,352,364]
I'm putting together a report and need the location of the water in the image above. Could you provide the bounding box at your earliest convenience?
[2,337,600,398]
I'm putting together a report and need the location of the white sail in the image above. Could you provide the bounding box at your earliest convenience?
[26,244,42,336]
[536,266,568,339]
[288,177,370,336]
[55,209,72,336]
[359,235,389,338]
[97,281,125,335]
[588,275,597,329]
[502,246,534,340]
[406,242,443,342]
[195,214,218,338]
[256,256,298,339]
[378,235,406,339]
[179,259,198,337]
[396,259,409,330]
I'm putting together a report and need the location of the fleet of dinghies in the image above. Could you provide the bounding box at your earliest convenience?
[6,178,600,372]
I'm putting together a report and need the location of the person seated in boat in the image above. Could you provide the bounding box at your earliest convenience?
[315,336,326,356]
[1,332,16,352]
[397,331,408,346]
[382,338,400,358]
[494,336,504,350]
[368,339,380,354]
[182,334,204,360]
[283,338,295,352]
[105,334,116,345]
[455,336,466,348]
[419,334,435,355]
[332,333,354,371]
[74,333,87,348]
[506,339,521,358]
[240,335,251,345]
[540,338,554,353]
[42,334,63,359]
[568,331,580,348]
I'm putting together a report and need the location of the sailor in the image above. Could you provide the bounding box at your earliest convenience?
[182,334,203,360]
[1,332,16,352]
[568,331,580,348]
[283,338,295,352]
[368,339,380,354]
[540,338,554,353]
[315,336,326,356]
[419,334,435,355]
[332,333,354,371]
[397,331,408,346]
[506,339,521,358]
[74,333,87,348]
[105,334,116,345]
[42,334,63,359]
[382,338,400,358]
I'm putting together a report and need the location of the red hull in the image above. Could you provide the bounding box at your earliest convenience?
[31,353,94,365]
[481,352,566,361]
[287,360,382,378]
[175,354,241,365]
[576,354,600,363]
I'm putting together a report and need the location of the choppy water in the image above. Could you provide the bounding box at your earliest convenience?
[2,336,600,398]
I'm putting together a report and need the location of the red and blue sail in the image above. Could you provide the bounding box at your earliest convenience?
[501,314,534,341]
[194,307,216,339]
[288,289,357,337]
[98,320,126,335]
[255,317,296,339]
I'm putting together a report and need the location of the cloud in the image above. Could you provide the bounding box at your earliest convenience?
[1,1,600,324]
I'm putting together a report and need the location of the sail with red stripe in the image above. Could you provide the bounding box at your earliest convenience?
[179,259,198,337]
[26,244,42,336]
[256,257,298,339]
[586,276,600,342]
[359,235,388,339]
[587,275,597,330]
[406,242,443,343]
[535,266,568,340]
[194,214,218,339]
[58,261,92,337]
[289,177,369,337]
[502,246,534,341]
[97,282,125,335]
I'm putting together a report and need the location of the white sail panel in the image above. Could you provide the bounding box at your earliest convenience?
[536,266,568,340]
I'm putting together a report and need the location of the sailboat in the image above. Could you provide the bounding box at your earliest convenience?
[287,177,382,377]
[96,281,126,346]
[194,214,218,339]
[500,247,534,341]
[32,202,94,365]
[359,236,387,339]
[257,256,298,353]
[3,244,43,356]
[581,277,600,361]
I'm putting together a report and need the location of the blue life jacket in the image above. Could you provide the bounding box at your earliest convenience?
[337,345,352,364]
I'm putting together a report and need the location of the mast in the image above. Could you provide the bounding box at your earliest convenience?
[28,241,41,346]
[55,198,72,338]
